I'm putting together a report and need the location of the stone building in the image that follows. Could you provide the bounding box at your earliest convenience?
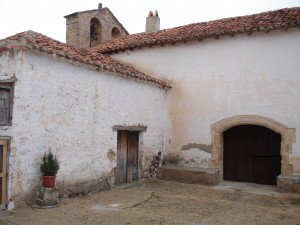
[65,4,129,48]
[97,7,300,193]
[0,30,169,208]
[0,5,299,209]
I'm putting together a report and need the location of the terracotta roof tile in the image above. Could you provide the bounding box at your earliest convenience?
[91,7,300,54]
[0,31,170,89]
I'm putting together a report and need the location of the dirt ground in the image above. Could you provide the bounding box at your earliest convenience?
[0,180,299,225]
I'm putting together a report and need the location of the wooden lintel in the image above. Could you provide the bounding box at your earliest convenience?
[112,125,147,132]
[0,77,17,82]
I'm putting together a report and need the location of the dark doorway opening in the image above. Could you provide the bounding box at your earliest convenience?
[116,130,139,185]
[224,125,281,185]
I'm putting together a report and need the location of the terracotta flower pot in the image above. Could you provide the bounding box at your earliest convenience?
[43,176,56,187]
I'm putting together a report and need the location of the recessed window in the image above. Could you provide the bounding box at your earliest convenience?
[90,18,101,46]
[111,27,121,40]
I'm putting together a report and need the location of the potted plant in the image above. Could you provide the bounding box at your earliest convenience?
[40,150,60,187]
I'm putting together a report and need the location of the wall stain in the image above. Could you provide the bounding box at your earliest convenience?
[181,143,212,153]
[107,149,116,162]
[163,153,182,165]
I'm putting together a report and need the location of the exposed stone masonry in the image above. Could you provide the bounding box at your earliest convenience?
[148,152,162,181]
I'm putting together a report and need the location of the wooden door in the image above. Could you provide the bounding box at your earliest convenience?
[116,131,139,184]
[252,126,281,184]
[224,125,281,185]
[126,131,139,182]
[0,140,7,207]
[224,126,253,183]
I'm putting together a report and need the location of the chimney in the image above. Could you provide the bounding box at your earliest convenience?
[98,2,103,10]
[146,10,160,32]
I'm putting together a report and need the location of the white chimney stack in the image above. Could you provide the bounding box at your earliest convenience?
[146,10,160,32]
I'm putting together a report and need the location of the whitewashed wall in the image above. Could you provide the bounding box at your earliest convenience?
[0,49,168,207]
[112,28,300,173]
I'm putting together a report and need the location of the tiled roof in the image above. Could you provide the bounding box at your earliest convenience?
[0,31,170,89]
[92,7,300,54]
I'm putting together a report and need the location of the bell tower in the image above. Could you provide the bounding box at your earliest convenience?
[64,3,129,48]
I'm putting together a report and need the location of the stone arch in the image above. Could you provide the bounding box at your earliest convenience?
[208,115,295,177]
[111,27,121,40]
[90,18,101,46]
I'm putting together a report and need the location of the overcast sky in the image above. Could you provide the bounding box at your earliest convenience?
[0,0,299,42]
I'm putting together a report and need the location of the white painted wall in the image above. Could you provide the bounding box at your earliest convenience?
[0,27,299,207]
[112,28,300,173]
[0,50,168,206]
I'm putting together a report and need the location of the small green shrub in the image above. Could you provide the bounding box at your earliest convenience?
[40,150,60,176]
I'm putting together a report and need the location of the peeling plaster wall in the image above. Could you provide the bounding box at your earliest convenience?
[0,49,17,79]
[0,50,167,207]
[112,28,300,172]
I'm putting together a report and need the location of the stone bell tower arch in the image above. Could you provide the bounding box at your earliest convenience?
[64,3,129,48]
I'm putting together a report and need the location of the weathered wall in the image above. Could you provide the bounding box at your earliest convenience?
[0,49,16,80]
[111,28,300,173]
[0,49,167,207]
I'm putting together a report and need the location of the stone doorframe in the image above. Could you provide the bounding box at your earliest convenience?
[208,115,296,178]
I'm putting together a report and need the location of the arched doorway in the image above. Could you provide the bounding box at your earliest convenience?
[209,115,296,182]
[223,125,281,185]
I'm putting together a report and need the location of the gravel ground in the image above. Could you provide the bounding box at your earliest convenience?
[0,180,299,225]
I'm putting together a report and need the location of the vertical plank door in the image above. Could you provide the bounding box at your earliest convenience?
[116,131,128,184]
[0,140,7,207]
[252,126,281,185]
[224,125,253,182]
[224,125,281,185]
[126,131,139,182]
[116,130,139,185]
